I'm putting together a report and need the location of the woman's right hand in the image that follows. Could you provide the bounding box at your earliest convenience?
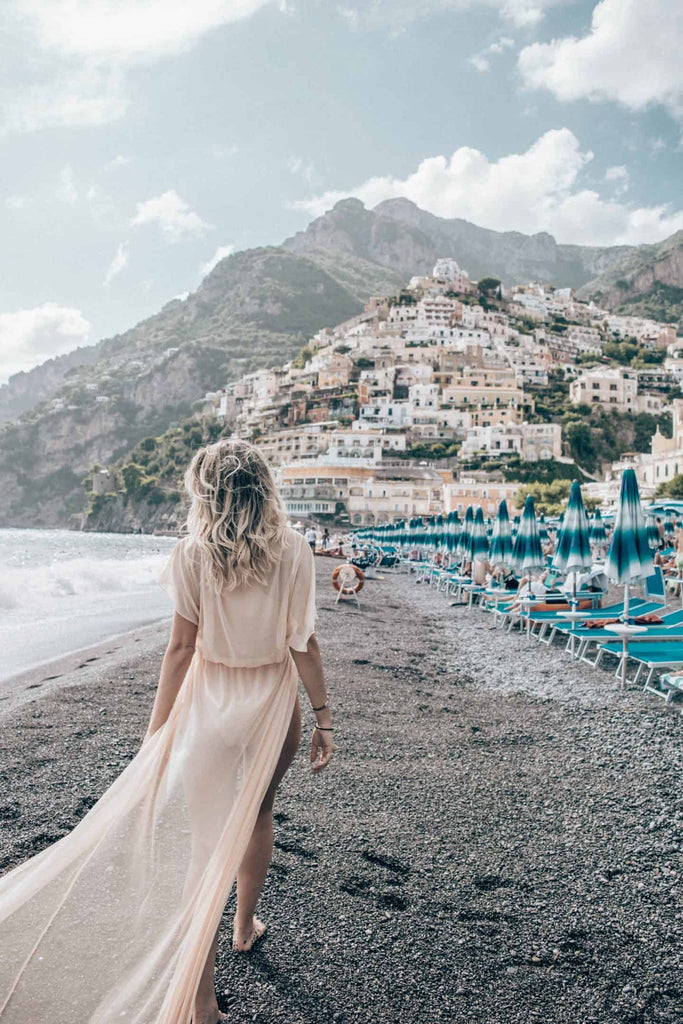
[310,727,334,773]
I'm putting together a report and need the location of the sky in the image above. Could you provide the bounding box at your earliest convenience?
[1,0,682,381]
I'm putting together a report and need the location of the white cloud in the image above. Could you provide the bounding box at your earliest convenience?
[288,156,315,184]
[199,244,236,277]
[469,34,514,72]
[105,154,132,170]
[131,190,212,243]
[518,0,683,120]
[339,0,558,31]
[0,303,92,382]
[9,0,274,62]
[0,64,127,136]
[604,165,629,197]
[56,164,78,204]
[1,1,274,134]
[293,128,683,246]
[103,242,128,286]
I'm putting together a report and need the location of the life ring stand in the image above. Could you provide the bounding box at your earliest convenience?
[332,563,365,594]
[332,564,364,609]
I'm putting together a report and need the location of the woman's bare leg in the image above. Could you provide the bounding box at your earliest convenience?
[233,696,302,949]
[192,925,226,1023]
[192,697,302,1018]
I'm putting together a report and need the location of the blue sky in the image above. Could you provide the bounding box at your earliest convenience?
[1,0,682,381]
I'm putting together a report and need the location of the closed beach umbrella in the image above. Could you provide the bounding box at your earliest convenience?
[538,514,549,543]
[605,468,655,685]
[590,509,607,548]
[446,510,461,553]
[490,499,513,570]
[456,506,474,562]
[664,510,676,544]
[646,514,660,551]
[553,480,593,605]
[511,496,545,575]
[468,506,489,563]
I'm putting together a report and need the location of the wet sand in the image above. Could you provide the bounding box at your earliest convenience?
[1,562,681,1023]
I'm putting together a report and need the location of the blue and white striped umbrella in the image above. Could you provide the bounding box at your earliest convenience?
[490,499,513,568]
[456,506,474,562]
[553,481,593,577]
[605,469,654,587]
[511,496,545,574]
[468,506,490,562]
[538,514,549,544]
[589,509,607,547]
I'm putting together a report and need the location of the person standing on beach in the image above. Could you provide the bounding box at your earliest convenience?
[305,524,317,553]
[0,438,334,1024]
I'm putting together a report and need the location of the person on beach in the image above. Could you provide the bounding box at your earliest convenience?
[305,525,317,553]
[0,438,334,1024]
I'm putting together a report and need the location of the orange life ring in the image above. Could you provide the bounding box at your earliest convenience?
[332,563,365,594]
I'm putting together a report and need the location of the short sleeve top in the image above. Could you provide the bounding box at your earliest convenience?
[158,528,316,667]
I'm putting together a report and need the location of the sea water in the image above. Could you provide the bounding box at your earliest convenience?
[0,529,177,682]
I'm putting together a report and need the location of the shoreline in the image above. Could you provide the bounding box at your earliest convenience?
[0,618,171,719]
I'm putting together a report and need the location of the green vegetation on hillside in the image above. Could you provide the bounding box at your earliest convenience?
[516,479,600,515]
[86,415,231,520]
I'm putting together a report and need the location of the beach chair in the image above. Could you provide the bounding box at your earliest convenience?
[650,673,683,705]
[562,608,683,663]
[597,638,683,687]
[532,597,653,646]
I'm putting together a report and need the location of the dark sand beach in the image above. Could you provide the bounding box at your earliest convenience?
[1,561,681,1023]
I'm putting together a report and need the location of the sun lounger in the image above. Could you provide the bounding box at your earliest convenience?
[553,605,681,661]
[597,639,683,687]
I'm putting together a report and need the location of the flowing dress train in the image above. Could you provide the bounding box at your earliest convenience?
[0,528,316,1023]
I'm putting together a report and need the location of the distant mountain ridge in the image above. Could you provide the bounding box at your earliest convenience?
[1,197,682,527]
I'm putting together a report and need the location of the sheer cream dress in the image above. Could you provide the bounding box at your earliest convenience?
[0,527,316,1023]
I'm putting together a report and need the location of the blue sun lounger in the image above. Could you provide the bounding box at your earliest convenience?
[551,604,682,661]
[597,639,683,688]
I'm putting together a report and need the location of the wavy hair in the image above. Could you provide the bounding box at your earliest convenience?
[183,438,288,591]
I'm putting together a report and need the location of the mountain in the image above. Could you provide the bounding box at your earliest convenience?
[2,198,682,528]
[283,198,627,288]
[285,198,683,322]
[0,247,369,526]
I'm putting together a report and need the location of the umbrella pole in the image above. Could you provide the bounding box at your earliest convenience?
[621,582,630,689]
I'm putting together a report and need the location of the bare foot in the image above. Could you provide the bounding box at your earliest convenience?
[232,915,267,953]
[191,1009,227,1024]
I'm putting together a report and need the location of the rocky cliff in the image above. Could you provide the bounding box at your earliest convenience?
[284,198,639,291]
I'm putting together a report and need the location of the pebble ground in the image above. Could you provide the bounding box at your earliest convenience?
[1,560,681,1023]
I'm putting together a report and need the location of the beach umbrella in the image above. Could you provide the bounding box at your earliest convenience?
[446,510,461,553]
[553,481,593,619]
[456,506,474,563]
[605,469,655,687]
[467,506,489,563]
[538,514,549,544]
[510,496,545,639]
[511,496,545,575]
[664,509,676,545]
[589,509,607,549]
[489,499,513,572]
[645,514,660,551]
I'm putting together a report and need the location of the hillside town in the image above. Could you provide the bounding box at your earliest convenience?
[163,257,681,527]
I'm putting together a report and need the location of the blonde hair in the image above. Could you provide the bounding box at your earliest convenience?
[183,438,288,591]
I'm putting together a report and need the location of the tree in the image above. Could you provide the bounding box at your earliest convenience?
[564,421,598,471]
[478,277,501,295]
[655,474,683,500]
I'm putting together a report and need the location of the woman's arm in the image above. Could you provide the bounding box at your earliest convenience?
[144,612,198,742]
[289,634,334,773]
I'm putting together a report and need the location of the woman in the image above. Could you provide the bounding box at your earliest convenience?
[0,439,334,1024]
